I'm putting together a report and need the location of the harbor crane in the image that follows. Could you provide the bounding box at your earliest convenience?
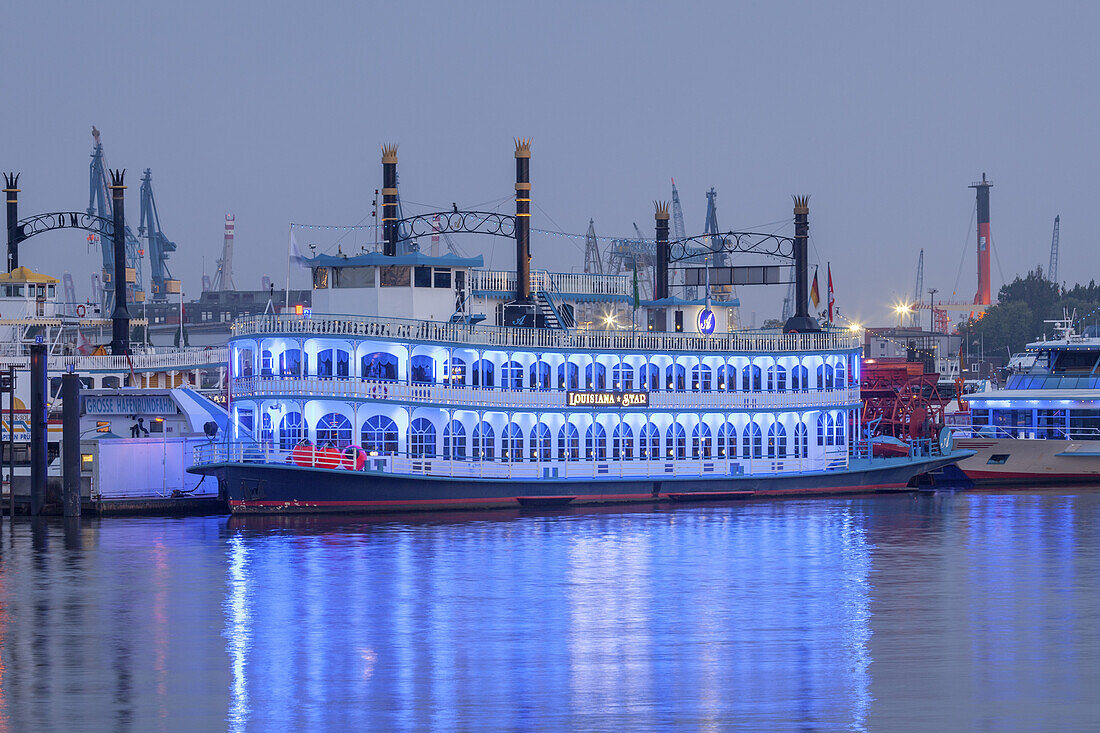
[88,126,145,309]
[582,219,603,275]
[912,248,924,327]
[1048,215,1060,286]
[137,169,180,301]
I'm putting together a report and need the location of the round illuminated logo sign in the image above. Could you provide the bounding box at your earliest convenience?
[698,308,716,335]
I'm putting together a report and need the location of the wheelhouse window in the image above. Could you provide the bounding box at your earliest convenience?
[362,352,398,381]
[410,355,435,384]
[380,266,411,287]
[414,266,432,288]
[433,268,452,288]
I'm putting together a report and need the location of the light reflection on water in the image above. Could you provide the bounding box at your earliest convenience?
[0,491,1096,731]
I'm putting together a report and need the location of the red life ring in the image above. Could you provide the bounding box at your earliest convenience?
[369,383,389,401]
[76,304,86,318]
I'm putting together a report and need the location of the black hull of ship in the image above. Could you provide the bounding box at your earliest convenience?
[189,453,969,514]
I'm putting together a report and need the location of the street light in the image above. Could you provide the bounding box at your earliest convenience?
[927,288,939,333]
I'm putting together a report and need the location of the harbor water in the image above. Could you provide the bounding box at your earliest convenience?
[0,490,1097,731]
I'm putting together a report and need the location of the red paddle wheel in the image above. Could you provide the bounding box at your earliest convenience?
[861,359,947,439]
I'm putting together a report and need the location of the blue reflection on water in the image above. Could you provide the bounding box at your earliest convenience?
[0,492,1097,730]
[220,503,875,731]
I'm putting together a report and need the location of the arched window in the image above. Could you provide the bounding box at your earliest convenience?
[794,422,808,458]
[410,355,435,384]
[717,422,736,458]
[443,356,466,385]
[641,422,660,459]
[260,413,273,444]
[361,415,398,455]
[692,422,713,458]
[666,363,686,392]
[502,423,523,461]
[316,413,352,448]
[558,423,580,460]
[666,422,687,459]
[691,364,712,392]
[361,352,398,381]
[768,422,787,459]
[472,359,495,388]
[743,422,763,459]
[817,413,836,446]
[817,363,835,390]
[260,350,274,376]
[408,418,437,457]
[585,422,607,460]
[638,364,660,391]
[835,413,846,445]
[473,421,495,460]
[280,349,303,376]
[768,364,787,392]
[278,412,303,450]
[529,361,551,390]
[612,423,634,459]
[530,423,552,460]
[791,364,809,391]
[742,364,762,392]
[716,364,728,391]
[585,362,607,390]
[612,363,634,390]
[501,361,523,390]
[558,362,579,390]
[444,420,466,459]
[835,360,846,387]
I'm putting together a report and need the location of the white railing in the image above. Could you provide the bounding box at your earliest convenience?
[0,347,228,373]
[230,376,861,411]
[470,269,632,297]
[231,314,860,354]
[950,424,1100,441]
[192,441,851,480]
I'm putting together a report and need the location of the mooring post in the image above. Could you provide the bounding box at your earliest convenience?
[109,170,130,355]
[4,172,19,272]
[514,138,532,303]
[29,343,46,515]
[61,372,81,517]
[381,145,398,257]
[654,201,670,300]
[6,366,13,518]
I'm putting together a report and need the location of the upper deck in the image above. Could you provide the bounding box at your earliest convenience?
[231,313,860,355]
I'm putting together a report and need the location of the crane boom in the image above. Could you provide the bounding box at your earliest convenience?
[1048,215,1060,285]
[88,127,145,309]
[912,249,924,327]
[138,169,178,301]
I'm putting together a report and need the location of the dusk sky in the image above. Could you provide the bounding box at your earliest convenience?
[6,1,1098,326]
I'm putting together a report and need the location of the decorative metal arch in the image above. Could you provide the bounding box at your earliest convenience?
[668,231,796,262]
[392,211,516,243]
[12,211,114,244]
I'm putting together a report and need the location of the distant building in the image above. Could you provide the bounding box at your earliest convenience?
[864,327,962,381]
[143,288,312,346]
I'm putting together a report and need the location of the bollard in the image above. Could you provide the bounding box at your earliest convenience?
[61,372,81,517]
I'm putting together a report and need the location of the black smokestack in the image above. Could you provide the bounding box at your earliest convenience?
[515,138,531,302]
[654,201,670,300]
[109,169,130,355]
[381,145,398,257]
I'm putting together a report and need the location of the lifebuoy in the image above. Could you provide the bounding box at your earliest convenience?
[369,383,389,401]
[76,304,86,318]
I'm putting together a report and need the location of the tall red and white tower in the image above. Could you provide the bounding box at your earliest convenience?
[969,173,993,305]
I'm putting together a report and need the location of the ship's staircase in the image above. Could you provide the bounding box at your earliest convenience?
[536,289,575,330]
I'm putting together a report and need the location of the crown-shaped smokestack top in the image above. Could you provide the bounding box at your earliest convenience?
[654,201,671,220]
[514,138,531,158]
[109,169,126,188]
[792,195,809,215]
[381,144,398,164]
[3,172,19,190]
